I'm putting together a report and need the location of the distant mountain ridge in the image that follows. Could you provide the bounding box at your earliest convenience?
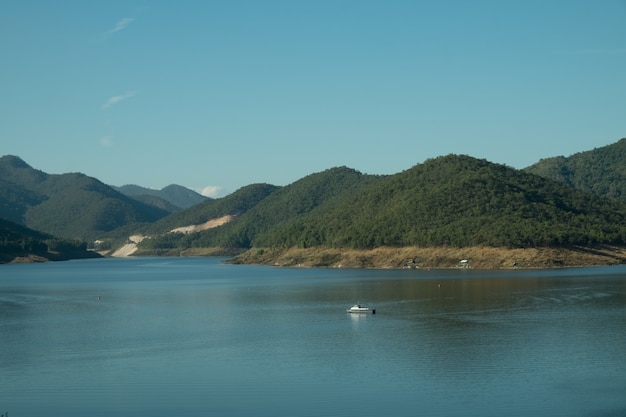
[115,184,208,209]
[0,155,170,241]
[525,138,626,200]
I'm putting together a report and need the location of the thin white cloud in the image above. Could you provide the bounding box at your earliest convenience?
[99,136,113,148]
[199,185,223,198]
[107,17,135,34]
[102,91,136,109]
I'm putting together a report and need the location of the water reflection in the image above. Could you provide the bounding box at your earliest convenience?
[1,259,625,417]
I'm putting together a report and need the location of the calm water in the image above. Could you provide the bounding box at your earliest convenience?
[1,258,625,417]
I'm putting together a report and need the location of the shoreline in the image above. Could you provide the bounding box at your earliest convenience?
[8,245,626,269]
[228,245,626,269]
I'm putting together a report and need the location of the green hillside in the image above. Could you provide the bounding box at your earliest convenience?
[144,183,280,236]
[139,155,626,253]
[268,155,626,248]
[0,218,101,263]
[0,155,170,241]
[525,138,626,200]
[205,166,380,248]
[139,167,379,251]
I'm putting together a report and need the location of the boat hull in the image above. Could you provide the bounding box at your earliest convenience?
[346,308,376,314]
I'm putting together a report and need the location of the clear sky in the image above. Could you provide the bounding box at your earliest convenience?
[1,1,625,197]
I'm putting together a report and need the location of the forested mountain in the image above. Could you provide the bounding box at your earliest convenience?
[525,138,626,200]
[0,155,170,241]
[267,155,626,248]
[115,184,208,209]
[139,155,626,252]
[0,217,100,263]
[144,183,280,235]
[5,141,626,261]
[140,167,380,250]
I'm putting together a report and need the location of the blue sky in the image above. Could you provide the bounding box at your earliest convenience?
[1,1,625,197]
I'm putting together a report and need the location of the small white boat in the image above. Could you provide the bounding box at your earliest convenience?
[346,304,375,314]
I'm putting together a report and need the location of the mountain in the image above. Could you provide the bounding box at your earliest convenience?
[0,155,170,241]
[213,166,380,248]
[525,138,626,201]
[0,217,101,263]
[140,166,380,250]
[145,182,279,235]
[270,155,626,248]
[123,193,182,213]
[6,145,626,264]
[115,184,208,209]
[139,155,626,252]
[139,166,379,251]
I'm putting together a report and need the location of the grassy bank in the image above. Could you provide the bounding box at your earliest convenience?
[230,245,626,269]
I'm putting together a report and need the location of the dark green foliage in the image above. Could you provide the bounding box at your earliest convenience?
[141,167,378,250]
[144,155,626,251]
[0,155,170,241]
[525,138,626,200]
[0,181,45,224]
[0,218,99,263]
[296,155,626,248]
[241,166,380,247]
[216,167,376,248]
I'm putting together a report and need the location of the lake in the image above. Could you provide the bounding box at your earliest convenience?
[1,257,625,417]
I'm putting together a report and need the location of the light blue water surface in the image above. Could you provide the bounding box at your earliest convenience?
[1,257,625,417]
